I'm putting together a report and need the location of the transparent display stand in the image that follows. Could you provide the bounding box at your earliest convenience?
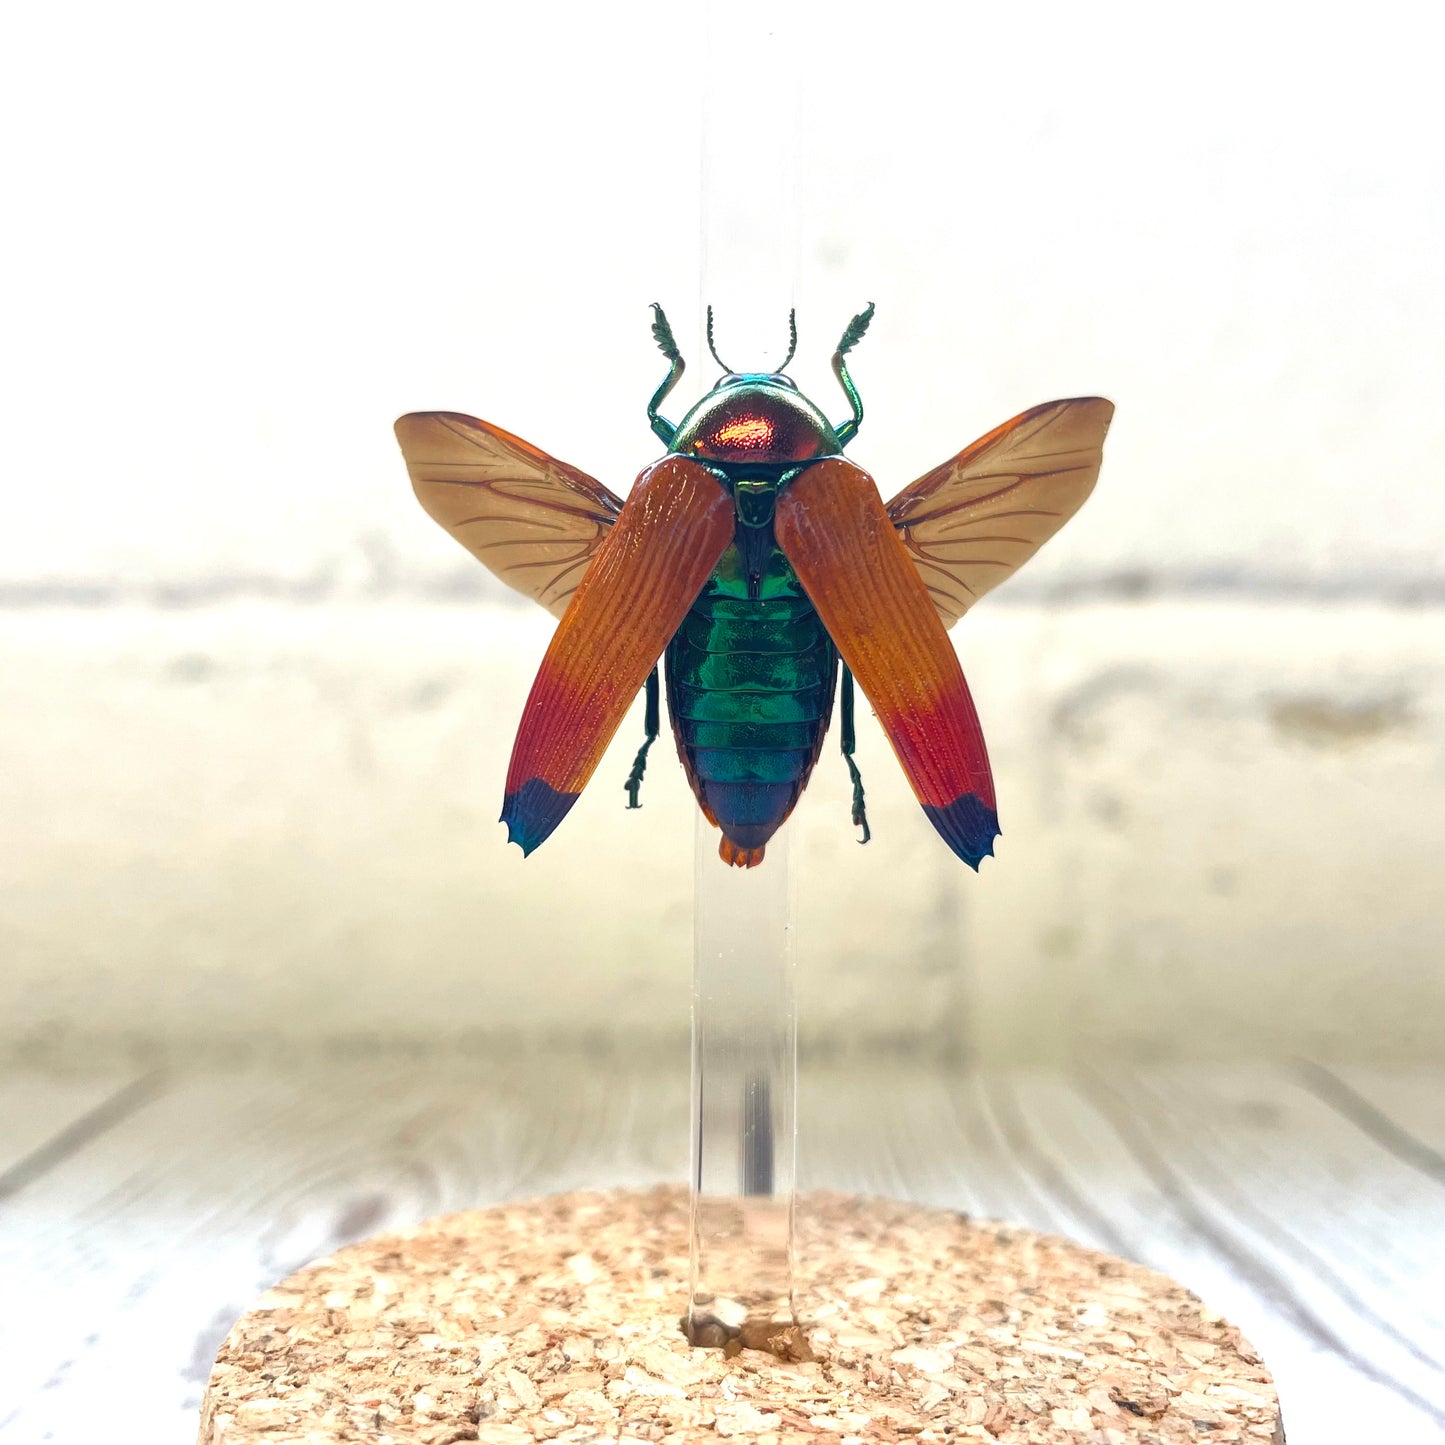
[685,815,797,1350]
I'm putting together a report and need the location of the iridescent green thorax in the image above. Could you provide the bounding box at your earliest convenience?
[670,377,843,465]
[665,543,838,851]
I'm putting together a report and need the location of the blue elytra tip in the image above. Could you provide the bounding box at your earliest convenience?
[499,778,579,857]
[921,793,1001,870]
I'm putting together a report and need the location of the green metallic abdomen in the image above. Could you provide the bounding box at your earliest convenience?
[665,542,837,850]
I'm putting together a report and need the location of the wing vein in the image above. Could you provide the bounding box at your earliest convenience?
[397,410,624,619]
[885,397,1112,626]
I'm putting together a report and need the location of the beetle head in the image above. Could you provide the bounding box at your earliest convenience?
[648,303,872,453]
[716,371,798,392]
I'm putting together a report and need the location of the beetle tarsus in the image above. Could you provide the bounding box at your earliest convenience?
[845,752,871,845]
[624,666,662,809]
[839,665,870,843]
[624,737,654,809]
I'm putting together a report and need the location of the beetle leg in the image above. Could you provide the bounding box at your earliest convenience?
[624,667,662,809]
[830,302,874,447]
[840,665,871,844]
[647,304,684,445]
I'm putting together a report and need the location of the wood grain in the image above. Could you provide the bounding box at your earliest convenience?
[0,1071,155,1186]
[2,1063,1442,1443]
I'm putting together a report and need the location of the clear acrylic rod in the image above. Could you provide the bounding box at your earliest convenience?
[695,10,801,364]
[687,811,797,1347]
[686,6,802,1350]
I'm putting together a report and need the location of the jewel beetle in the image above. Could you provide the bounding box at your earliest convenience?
[395,305,1112,868]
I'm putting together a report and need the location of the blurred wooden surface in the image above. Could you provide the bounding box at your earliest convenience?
[1,1062,1442,1444]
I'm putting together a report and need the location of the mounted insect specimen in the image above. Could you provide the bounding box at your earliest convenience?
[395,306,1111,868]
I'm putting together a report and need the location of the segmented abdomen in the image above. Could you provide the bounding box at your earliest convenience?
[665,593,836,853]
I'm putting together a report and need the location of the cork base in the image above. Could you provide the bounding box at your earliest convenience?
[200,1186,1282,1444]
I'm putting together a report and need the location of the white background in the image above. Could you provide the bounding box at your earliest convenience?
[0,0,1442,1066]
[2,0,1442,594]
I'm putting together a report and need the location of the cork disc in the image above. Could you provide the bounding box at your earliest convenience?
[200,1185,1282,1444]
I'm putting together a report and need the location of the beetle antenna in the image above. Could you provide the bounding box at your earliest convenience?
[777,308,798,372]
[705,305,734,373]
[647,302,685,445]
[651,302,681,364]
[835,302,875,359]
[830,301,874,447]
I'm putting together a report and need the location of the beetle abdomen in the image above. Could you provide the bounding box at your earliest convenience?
[665,589,836,859]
